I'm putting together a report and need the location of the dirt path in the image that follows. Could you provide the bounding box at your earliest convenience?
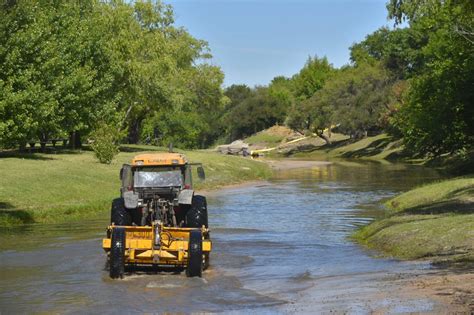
[405,272,474,312]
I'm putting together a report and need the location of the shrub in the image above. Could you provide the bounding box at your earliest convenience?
[90,123,120,164]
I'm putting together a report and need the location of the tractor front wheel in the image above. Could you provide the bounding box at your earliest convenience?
[109,227,126,279]
[186,230,203,277]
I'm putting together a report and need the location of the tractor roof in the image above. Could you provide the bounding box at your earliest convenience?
[131,153,187,166]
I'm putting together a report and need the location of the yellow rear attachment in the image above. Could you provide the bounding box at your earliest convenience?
[103,223,211,278]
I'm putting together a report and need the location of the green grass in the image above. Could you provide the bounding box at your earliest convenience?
[244,133,286,147]
[292,133,405,162]
[386,176,474,212]
[0,146,272,227]
[353,176,474,263]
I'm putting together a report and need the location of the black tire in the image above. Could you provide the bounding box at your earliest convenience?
[110,198,132,226]
[185,195,208,228]
[203,253,210,270]
[186,230,203,277]
[110,227,126,279]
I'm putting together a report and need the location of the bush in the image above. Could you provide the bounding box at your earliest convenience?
[90,124,120,164]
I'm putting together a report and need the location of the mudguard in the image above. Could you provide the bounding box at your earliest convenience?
[178,189,194,205]
[123,190,139,209]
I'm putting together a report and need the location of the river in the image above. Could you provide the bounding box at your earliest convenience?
[0,161,444,313]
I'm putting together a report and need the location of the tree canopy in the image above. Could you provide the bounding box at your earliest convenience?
[1,0,472,157]
[387,0,474,155]
[0,0,225,149]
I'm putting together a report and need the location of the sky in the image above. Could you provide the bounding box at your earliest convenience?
[167,0,393,87]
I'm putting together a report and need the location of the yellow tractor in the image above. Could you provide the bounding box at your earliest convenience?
[102,153,211,279]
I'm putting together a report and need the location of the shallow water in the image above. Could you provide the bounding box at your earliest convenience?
[0,161,443,313]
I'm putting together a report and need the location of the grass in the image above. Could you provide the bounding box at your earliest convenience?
[0,146,272,227]
[244,133,286,147]
[243,125,295,148]
[353,176,474,263]
[291,133,405,162]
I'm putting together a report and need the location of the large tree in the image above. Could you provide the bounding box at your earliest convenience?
[387,0,474,155]
[291,56,334,100]
[0,1,115,148]
[350,26,428,79]
[0,0,225,149]
[287,62,394,142]
[223,86,287,141]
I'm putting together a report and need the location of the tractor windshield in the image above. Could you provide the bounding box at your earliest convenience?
[133,169,183,188]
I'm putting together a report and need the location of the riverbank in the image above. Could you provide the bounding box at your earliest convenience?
[353,176,474,264]
[351,174,474,309]
[0,145,272,227]
[279,133,473,174]
[288,133,403,161]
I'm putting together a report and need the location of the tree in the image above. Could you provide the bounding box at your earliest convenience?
[224,87,287,140]
[0,0,226,150]
[291,56,334,100]
[350,27,428,79]
[287,62,394,142]
[0,1,115,148]
[141,63,226,148]
[387,0,474,155]
[331,63,393,138]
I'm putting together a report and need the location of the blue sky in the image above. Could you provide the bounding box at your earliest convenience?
[167,0,392,87]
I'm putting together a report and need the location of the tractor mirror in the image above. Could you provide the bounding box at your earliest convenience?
[197,166,205,180]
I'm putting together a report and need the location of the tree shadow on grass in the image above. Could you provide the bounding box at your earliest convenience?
[340,137,395,158]
[384,149,413,161]
[0,202,35,225]
[399,199,474,215]
[393,185,474,216]
[320,138,354,150]
[119,145,164,153]
[0,147,90,160]
[0,151,56,160]
[445,186,474,199]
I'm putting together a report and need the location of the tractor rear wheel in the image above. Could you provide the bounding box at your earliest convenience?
[186,230,203,277]
[110,198,132,226]
[109,227,126,279]
[185,195,208,228]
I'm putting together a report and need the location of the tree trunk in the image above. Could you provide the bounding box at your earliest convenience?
[120,103,134,132]
[316,130,331,145]
[127,118,143,144]
[69,131,82,149]
[39,132,47,153]
[19,142,26,152]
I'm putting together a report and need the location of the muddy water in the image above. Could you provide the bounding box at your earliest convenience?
[0,161,443,313]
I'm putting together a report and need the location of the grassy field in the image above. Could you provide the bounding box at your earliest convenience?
[290,133,405,161]
[353,176,474,263]
[0,146,272,227]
